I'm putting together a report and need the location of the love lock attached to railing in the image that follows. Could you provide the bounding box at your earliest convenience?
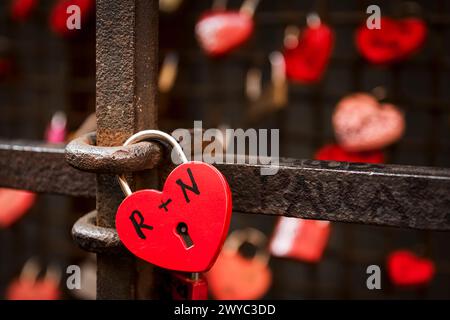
[67,130,235,300]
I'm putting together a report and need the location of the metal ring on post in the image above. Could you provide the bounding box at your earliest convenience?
[117,130,189,197]
[72,210,123,254]
[65,131,163,173]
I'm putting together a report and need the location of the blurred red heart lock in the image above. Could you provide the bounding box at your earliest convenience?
[116,130,232,272]
[0,189,36,228]
[6,260,61,300]
[196,12,253,57]
[356,17,427,64]
[283,14,334,84]
[332,93,405,152]
[195,0,259,57]
[387,250,435,286]
[49,0,94,37]
[10,0,39,22]
[207,228,272,300]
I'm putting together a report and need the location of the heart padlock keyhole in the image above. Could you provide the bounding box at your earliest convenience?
[176,222,194,249]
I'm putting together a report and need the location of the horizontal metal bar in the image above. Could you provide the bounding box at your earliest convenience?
[0,140,96,197]
[217,160,450,231]
[0,141,449,230]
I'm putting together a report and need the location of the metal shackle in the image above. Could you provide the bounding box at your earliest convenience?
[117,130,188,197]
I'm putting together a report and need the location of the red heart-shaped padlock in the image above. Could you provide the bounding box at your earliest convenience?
[284,23,334,84]
[116,161,232,272]
[387,250,435,287]
[195,11,253,57]
[356,17,427,64]
[332,93,405,152]
[315,144,384,163]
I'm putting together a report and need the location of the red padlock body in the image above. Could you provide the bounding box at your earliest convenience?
[387,250,435,287]
[116,161,232,272]
[356,17,427,64]
[171,272,208,300]
[195,11,254,57]
[284,24,334,84]
[0,189,36,228]
[6,278,60,300]
[270,217,330,263]
[207,250,271,300]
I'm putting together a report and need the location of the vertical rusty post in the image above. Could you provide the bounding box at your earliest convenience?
[95,0,158,299]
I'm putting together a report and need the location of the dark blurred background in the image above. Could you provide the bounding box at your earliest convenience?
[0,0,449,299]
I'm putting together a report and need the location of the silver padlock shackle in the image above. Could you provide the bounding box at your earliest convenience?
[117,130,188,197]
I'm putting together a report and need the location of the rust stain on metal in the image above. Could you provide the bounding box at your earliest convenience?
[94,0,159,299]
[0,140,96,197]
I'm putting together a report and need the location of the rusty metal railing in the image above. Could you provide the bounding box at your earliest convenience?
[1,139,449,231]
